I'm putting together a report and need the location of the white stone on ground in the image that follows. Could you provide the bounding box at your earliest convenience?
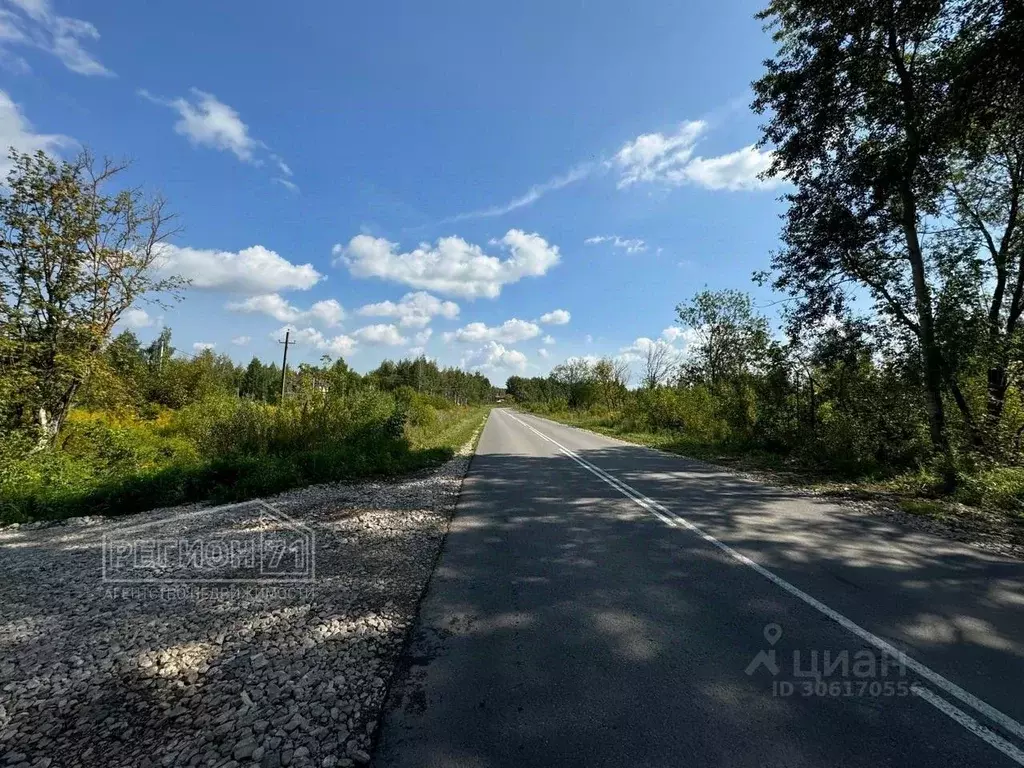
[0,446,475,768]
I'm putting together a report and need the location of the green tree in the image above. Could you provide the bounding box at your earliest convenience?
[752,0,1023,479]
[676,290,769,390]
[0,149,181,443]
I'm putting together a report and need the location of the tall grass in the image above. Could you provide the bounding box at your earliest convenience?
[0,391,490,523]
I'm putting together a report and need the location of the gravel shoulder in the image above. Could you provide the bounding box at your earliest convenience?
[0,436,479,768]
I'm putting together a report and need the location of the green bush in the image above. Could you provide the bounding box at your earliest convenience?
[955,467,1024,513]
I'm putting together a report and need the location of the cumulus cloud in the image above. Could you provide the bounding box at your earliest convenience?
[584,235,647,254]
[613,121,778,191]
[352,324,407,346]
[334,229,561,300]
[307,299,345,328]
[231,335,251,345]
[356,291,459,328]
[192,342,215,352]
[0,90,72,175]
[0,0,112,76]
[538,348,550,359]
[226,294,344,327]
[446,319,540,344]
[617,327,696,365]
[539,309,570,326]
[155,243,322,293]
[462,341,527,373]
[660,326,698,344]
[542,335,555,345]
[227,293,297,322]
[681,145,778,191]
[121,308,153,329]
[412,328,433,346]
[275,326,357,357]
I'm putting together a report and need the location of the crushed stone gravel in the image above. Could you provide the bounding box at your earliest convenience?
[0,438,477,768]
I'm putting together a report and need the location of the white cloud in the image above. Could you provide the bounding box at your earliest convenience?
[356,291,459,327]
[613,121,778,191]
[334,229,560,299]
[584,235,647,254]
[121,308,153,329]
[227,294,300,323]
[619,337,663,359]
[407,347,425,357]
[617,329,696,365]
[542,334,555,345]
[307,299,345,327]
[412,328,433,346]
[681,145,778,191]
[231,335,251,346]
[462,341,527,373]
[142,88,260,163]
[226,294,344,327]
[276,326,357,357]
[0,0,111,76]
[273,177,299,193]
[352,323,407,346]
[155,243,322,293]
[271,155,292,176]
[584,334,594,344]
[538,348,549,359]
[445,162,594,221]
[447,319,540,344]
[614,121,706,188]
[539,309,570,326]
[192,342,215,353]
[0,90,72,176]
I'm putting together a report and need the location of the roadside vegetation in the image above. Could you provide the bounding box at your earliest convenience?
[0,150,492,523]
[509,287,1024,532]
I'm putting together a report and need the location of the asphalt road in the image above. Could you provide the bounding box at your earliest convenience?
[376,408,1024,767]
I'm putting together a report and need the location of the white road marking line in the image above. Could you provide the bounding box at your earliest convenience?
[503,410,1024,753]
[912,685,1024,766]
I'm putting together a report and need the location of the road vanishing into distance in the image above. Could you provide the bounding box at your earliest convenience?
[377,409,1024,767]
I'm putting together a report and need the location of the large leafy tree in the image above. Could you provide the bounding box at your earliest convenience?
[676,289,769,390]
[0,149,181,443]
[752,0,1022,478]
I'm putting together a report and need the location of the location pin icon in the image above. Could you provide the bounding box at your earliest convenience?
[764,623,782,645]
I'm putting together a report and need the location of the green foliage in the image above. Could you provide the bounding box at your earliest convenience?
[368,356,493,404]
[0,150,181,443]
[0,395,491,524]
[509,289,1024,505]
[955,468,1024,514]
[0,303,494,522]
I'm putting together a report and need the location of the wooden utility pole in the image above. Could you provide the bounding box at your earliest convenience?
[279,330,294,401]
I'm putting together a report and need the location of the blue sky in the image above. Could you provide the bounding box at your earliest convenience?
[0,0,786,383]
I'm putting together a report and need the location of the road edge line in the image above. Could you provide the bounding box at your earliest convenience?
[503,409,1024,750]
